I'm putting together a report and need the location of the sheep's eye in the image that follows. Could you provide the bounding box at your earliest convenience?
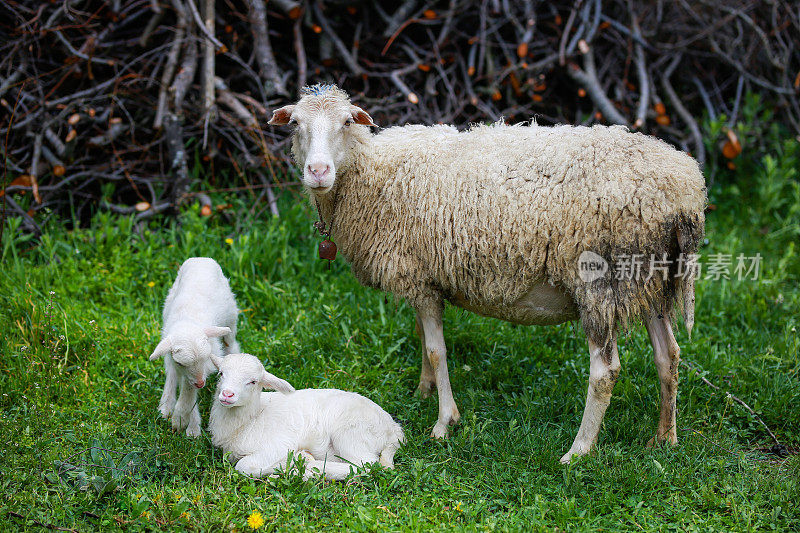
[175,361,185,368]
[343,120,352,128]
[248,380,257,385]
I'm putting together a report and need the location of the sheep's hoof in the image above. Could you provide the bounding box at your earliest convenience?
[415,381,435,399]
[430,413,459,439]
[646,434,678,448]
[185,424,202,438]
[430,422,450,439]
[560,444,590,464]
[159,406,172,419]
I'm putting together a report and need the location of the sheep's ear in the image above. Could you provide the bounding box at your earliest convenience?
[210,354,224,369]
[260,371,295,394]
[149,337,172,361]
[268,105,295,125]
[349,105,375,127]
[204,326,231,338]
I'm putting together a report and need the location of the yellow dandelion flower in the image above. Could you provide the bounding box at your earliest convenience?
[174,494,181,501]
[225,238,234,245]
[247,510,265,530]
[455,502,463,513]
[147,281,155,288]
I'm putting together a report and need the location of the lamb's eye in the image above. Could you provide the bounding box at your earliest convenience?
[248,380,257,385]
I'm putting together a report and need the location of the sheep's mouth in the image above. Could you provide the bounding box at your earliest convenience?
[219,398,235,406]
[307,184,332,194]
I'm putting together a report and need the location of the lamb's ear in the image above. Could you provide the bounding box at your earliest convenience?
[349,105,376,127]
[204,326,231,338]
[268,105,295,125]
[149,337,172,361]
[260,371,295,394]
[210,354,224,369]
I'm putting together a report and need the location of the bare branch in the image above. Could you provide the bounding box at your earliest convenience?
[246,0,287,95]
[567,46,629,126]
[632,20,649,130]
[663,55,706,166]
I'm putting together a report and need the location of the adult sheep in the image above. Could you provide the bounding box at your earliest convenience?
[269,84,706,463]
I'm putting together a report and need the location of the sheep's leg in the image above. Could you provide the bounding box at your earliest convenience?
[415,312,436,398]
[158,358,178,419]
[645,314,680,447]
[560,332,620,464]
[172,378,202,437]
[419,310,460,438]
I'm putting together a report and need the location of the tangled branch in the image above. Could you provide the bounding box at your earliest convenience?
[1,0,797,227]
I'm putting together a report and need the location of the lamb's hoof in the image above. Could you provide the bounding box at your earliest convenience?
[159,406,173,420]
[171,415,186,432]
[185,424,202,438]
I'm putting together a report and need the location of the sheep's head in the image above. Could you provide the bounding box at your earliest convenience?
[269,84,375,195]
[149,324,231,388]
[211,353,294,408]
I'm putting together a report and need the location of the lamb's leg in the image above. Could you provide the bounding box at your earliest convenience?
[172,378,201,437]
[379,442,400,468]
[158,358,178,419]
[222,327,240,355]
[645,314,680,447]
[415,312,436,398]
[303,460,356,481]
[235,454,281,478]
[560,331,620,464]
[419,309,460,438]
[236,451,354,481]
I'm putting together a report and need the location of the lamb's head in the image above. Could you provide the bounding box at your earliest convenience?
[149,324,231,388]
[211,353,294,408]
[268,84,375,195]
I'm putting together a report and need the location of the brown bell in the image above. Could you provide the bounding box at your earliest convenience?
[319,239,337,261]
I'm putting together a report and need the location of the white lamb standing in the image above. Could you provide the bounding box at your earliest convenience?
[208,353,404,480]
[150,257,240,437]
[269,84,707,463]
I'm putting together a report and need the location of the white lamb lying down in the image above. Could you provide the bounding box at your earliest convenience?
[150,257,240,437]
[208,354,404,480]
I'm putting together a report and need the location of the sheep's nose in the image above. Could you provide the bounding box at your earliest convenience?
[194,378,205,389]
[221,389,234,399]
[307,163,330,181]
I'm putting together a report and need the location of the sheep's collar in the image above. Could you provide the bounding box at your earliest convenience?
[313,188,341,266]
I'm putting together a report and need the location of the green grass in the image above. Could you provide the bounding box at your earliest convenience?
[1,140,799,531]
